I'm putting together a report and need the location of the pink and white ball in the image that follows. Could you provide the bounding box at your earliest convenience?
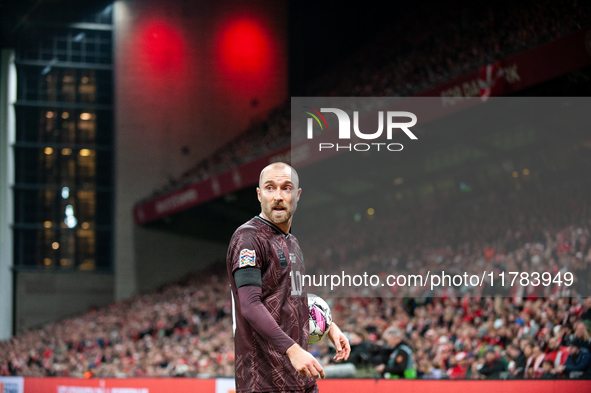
[307,294,332,344]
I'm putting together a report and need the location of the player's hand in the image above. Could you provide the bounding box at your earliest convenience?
[326,322,351,361]
[286,343,325,379]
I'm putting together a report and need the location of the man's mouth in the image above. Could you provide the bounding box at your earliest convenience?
[272,206,286,213]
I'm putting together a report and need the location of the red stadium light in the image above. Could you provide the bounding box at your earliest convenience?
[218,19,270,73]
[140,20,186,75]
[215,17,275,92]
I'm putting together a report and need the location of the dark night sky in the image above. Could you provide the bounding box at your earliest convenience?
[288,0,412,96]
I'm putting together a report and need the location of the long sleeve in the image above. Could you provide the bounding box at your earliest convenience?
[237,285,296,354]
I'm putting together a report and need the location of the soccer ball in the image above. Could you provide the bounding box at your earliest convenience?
[308,294,332,344]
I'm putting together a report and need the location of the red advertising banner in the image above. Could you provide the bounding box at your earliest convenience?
[21,378,591,393]
[133,146,290,225]
[134,27,591,225]
[316,379,591,393]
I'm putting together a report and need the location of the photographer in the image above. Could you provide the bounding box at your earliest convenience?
[374,327,416,379]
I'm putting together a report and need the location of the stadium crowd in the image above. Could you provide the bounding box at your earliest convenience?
[1,272,590,379]
[324,295,591,379]
[309,0,591,97]
[301,176,591,298]
[301,171,591,380]
[2,173,591,378]
[0,272,235,378]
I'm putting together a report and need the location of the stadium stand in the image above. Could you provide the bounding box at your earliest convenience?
[142,0,591,200]
[3,171,591,378]
[300,177,591,298]
[0,268,234,378]
[3,0,591,382]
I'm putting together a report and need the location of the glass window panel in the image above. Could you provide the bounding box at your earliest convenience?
[77,190,96,222]
[16,107,102,144]
[14,21,113,271]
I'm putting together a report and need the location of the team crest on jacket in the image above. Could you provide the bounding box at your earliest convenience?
[239,249,256,267]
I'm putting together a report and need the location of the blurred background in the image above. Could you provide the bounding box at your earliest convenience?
[1,0,591,384]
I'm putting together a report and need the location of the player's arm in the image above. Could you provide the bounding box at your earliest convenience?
[231,239,296,353]
[326,322,351,361]
[235,268,324,379]
[235,270,295,353]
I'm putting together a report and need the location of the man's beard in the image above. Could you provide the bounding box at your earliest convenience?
[263,202,292,225]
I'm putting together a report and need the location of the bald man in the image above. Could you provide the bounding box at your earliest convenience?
[226,162,350,393]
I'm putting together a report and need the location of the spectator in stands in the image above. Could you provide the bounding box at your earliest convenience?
[341,330,378,369]
[571,322,591,351]
[518,312,539,339]
[478,349,507,379]
[557,341,591,378]
[581,298,591,323]
[419,359,447,379]
[524,344,545,378]
[446,351,470,379]
[544,337,569,370]
[374,327,416,379]
[540,359,555,379]
[506,344,526,378]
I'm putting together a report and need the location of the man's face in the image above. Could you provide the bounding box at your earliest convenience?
[524,344,533,357]
[385,334,401,347]
[257,166,301,229]
[508,346,519,358]
[568,345,580,356]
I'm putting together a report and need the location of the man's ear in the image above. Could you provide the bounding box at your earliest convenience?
[256,187,261,202]
[297,188,302,202]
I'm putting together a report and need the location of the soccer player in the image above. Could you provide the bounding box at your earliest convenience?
[227,162,350,393]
